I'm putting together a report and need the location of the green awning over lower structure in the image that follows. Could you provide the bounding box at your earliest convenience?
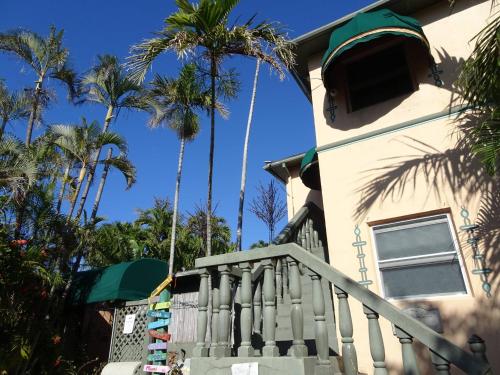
[72,258,168,304]
[300,147,321,190]
[321,9,429,89]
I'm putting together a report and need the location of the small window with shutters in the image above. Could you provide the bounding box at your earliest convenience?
[372,214,468,299]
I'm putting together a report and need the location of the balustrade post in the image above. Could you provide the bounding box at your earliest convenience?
[363,305,388,375]
[193,268,209,357]
[214,265,232,357]
[253,279,262,334]
[238,262,254,357]
[276,258,283,304]
[311,272,333,375]
[288,257,308,357]
[282,260,289,295]
[262,259,279,357]
[395,326,420,375]
[209,279,220,356]
[334,286,358,375]
[468,335,489,364]
[429,350,450,374]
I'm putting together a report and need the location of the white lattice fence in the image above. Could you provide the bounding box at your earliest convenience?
[109,299,149,364]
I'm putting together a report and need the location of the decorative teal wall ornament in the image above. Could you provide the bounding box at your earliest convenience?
[460,207,491,297]
[352,225,372,288]
[429,63,444,87]
[326,92,337,122]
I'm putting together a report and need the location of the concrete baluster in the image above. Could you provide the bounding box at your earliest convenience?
[209,281,220,357]
[289,258,308,357]
[282,259,289,295]
[363,305,388,375]
[395,326,420,375]
[276,258,283,304]
[238,262,254,357]
[311,272,333,375]
[429,350,450,374]
[253,279,262,334]
[193,268,209,357]
[262,259,279,357]
[468,335,489,364]
[215,265,231,357]
[334,286,358,375]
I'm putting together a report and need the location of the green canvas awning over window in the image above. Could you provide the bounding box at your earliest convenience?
[71,258,168,304]
[300,147,321,190]
[321,9,430,89]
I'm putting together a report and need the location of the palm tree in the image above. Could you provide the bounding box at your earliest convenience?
[48,119,130,219]
[455,11,500,175]
[128,0,295,261]
[144,63,211,276]
[89,147,136,221]
[76,55,143,220]
[0,27,78,145]
[236,59,260,251]
[0,81,31,140]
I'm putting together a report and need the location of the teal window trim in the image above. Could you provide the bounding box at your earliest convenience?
[316,105,468,155]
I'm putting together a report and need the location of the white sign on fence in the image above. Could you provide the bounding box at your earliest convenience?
[123,314,136,334]
[231,362,258,375]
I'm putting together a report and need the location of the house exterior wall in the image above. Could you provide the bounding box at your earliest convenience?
[300,0,498,373]
[285,167,323,221]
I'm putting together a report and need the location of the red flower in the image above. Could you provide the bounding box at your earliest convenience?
[54,356,62,367]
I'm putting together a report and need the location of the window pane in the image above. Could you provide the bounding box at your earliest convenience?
[375,220,455,260]
[382,261,467,298]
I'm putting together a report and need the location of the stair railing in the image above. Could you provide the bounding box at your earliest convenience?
[192,203,492,375]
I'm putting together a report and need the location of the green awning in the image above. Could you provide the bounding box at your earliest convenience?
[71,258,168,304]
[300,147,321,190]
[321,9,430,89]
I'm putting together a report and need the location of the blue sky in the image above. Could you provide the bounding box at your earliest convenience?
[1,0,374,249]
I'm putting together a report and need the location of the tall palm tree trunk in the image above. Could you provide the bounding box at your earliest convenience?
[26,77,43,146]
[236,59,260,252]
[168,137,186,277]
[75,105,114,220]
[67,165,87,220]
[90,148,113,221]
[56,162,72,214]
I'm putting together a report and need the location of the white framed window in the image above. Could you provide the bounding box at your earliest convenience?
[371,214,468,300]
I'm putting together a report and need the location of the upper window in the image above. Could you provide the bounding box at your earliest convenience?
[372,214,468,299]
[345,44,415,111]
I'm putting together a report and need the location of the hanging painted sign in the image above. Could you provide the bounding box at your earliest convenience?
[148,342,168,351]
[150,302,171,310]
[122,314,136,334]
[147,352,167,361]
[148,319,170,330]
[147,310,171,319]
[143,364,170,373]
[149,330,171,341]
[149,275,172,300]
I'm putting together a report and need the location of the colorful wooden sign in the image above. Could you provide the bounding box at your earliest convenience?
[148,319,170,330]
[149,330,171,341]
[143,364,170,373]
[147,310,171,319]
[149,275,173,300]
[150,301,171,310]
[148,342,168,351]
[147,352,167,361]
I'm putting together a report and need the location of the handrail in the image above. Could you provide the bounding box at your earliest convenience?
[273,201,324,245]
[194,242,491,375]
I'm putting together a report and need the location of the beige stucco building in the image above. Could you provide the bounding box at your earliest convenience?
[265,0,499,373]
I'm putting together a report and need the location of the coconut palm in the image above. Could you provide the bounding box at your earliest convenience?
[0,27,78,145]
[48,119,132,220]
[0,81,31,140]
[89,147,136,221]
[128,0,295,261]
[236,59,260,251]
[144,63,213,276]
[75,55,143,220]
[455,12,500,176]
